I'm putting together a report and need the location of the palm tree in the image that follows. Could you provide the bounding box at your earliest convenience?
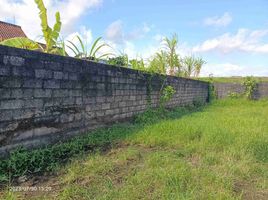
[163,34,180,75]
[183,56,196,77]
[148,50,167,74]
[194,57,206,77]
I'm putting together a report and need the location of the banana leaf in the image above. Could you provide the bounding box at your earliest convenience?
[0,37,40,50]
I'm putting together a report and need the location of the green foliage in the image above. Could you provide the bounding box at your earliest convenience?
[1,0,64,55]
[182,56,196,77]
[0,131,110,181]
[129,58,146,71]
[67,36,113,60]
[163,34,181,75]
[147,35,205,77]
[34,0,62,53]
[134,109,168,125]
[107,54,129,66]
[134,106,194,125]
[160,85,176,108]
[193,57,206,77]
[242,76,257,100]
[0,37,39,50]
[148,51,167,74]
[181,56,206,78]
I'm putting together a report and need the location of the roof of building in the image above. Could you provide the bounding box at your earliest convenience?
[0,21,27,41]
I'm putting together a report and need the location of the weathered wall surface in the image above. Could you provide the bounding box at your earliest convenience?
[0,45,209,155]
[214,82,268,99]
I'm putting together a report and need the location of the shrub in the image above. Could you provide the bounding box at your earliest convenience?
[243,76,257,100]
[107,55,129,67]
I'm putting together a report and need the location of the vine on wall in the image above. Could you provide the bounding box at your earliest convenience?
[243,77,257,100]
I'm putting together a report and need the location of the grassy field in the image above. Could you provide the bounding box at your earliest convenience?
[2,99,268,200]
[198,77,268,83]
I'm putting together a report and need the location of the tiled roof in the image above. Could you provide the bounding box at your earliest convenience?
[0,21,27,41]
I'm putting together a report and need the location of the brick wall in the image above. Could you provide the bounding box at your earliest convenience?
[0,45,209,156]
[214,82,268,99]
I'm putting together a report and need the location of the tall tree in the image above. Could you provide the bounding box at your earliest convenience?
[163,34,180,75]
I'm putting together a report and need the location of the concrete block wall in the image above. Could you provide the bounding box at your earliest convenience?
[0,45,209,155]
[214,82,268,99]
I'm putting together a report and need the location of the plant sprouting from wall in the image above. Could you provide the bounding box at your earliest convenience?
[160,85,176,108]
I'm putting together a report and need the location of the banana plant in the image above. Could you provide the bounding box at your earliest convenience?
[0,37,39,50]
[34,0,62,53]
[67,35,113,60]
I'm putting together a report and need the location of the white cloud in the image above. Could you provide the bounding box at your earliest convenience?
[193,29,268,54]
[126,23,152,40]
[105,20,152,43]
[0,0,102,40]
[105,20,124,44]
[104,20,153,59]
[200,63,268,77]
[204,12,232,27]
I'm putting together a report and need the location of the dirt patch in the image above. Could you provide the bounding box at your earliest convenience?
[233,180,268,200]
[187,154,201,167]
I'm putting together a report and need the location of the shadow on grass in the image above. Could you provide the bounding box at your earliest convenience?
[0,104,207,188]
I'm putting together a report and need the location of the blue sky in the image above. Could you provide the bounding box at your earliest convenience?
[1,0,268,76]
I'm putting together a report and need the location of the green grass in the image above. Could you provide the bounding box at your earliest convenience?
[1,99,268,200]
[198,76,268,83]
